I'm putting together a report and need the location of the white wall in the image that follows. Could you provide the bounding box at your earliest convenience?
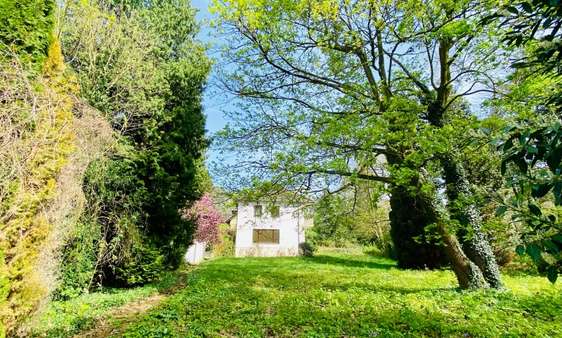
[184,240,206,265]
[235,202,307,257]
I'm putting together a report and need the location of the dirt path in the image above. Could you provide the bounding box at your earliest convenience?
[73,293,166,338]
[74,270,190,338]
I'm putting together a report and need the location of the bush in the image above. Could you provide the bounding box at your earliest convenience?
[54,218,100,300]
[299,242,317,257]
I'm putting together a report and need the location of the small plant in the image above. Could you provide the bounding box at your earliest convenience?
[299,242,316,257]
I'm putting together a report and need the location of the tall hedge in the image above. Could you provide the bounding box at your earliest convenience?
[55,0,210,294]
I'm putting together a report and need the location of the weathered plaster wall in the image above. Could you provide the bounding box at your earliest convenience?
[235,202,307,257]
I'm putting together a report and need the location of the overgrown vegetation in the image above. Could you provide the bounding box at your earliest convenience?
[0,0,210,334]
[493,0,562,283]
[0,1,77,330]
[310,183,392,256]
[2,0,562,336]
[54,0,210,293]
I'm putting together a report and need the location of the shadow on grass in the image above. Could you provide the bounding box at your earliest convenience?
[305,254,396,270]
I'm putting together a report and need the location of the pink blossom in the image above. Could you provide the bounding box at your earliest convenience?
[186,194,223,245]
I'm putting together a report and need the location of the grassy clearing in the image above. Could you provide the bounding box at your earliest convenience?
[28,249,562,337]
[26,269,184,337]
[114,248,562,338]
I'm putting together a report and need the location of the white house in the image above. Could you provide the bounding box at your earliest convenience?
[234,202,312,257]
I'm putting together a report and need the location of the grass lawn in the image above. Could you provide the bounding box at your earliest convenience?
[116,248,562,338]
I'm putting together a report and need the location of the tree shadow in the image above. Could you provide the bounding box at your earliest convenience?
[304,254,396,270]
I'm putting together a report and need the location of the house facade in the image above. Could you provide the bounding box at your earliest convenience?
[234,202,311,257]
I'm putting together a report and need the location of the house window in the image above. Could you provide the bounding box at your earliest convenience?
[270,205,280,218]
[254,205,263,217]
[253,229,280,244]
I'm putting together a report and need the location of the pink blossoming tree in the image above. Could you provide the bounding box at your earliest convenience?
[186,193,223,245]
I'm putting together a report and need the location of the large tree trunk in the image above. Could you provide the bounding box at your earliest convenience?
[391,181,488,289]
[389,186,447,269]
[435,220,489,289]
[385,149,447,269]
[441,156,504,289]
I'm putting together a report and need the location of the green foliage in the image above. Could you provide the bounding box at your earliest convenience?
[57,153,166,291]
[55,218,100,300]
[298,242,316,257]
[0,39,75,333]
[118,250,562,337]
[0,0,55,64]
[309,183,393,254]
[57,0,210,289]
[499,121,562,282]
[495,0,562,73]
[493,0,562,283]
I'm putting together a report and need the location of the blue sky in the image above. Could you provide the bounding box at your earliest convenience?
[192,0,230,135]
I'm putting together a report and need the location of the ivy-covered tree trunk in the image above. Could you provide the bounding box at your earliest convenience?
[386,146,447,269]
[441,157,504,289]
[425,39,503,289]
[390,176,488,289]
[389,186,447,269]
[436,220,488,289]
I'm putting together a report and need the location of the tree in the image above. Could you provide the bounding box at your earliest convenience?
[57,0,210,287]
[0,0,55,64]
[311,182,391,250]
[492,0,562,283]
[212,0,506,288]
[186,193,224,245]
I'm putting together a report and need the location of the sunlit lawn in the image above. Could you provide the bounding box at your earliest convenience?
[119,248,562,337]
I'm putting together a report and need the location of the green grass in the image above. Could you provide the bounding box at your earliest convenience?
[26,269,183,337]
[117,248,562,337]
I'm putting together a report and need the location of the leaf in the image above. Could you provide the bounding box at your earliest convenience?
[516,245,526,256]
[528,203,542,216]
[506,6,519,14]
[543,240,560,254]
[531,183,553,198]
[526,243,542,262]
[553,182,562,205]
[546,147,562,173]
[501,160,508,175]
[521,2,533,13]
[503,138,514,151]
[546,266,558,284]
[495,205,508,217]
[515,158,528,173]
[512,61,528,68]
